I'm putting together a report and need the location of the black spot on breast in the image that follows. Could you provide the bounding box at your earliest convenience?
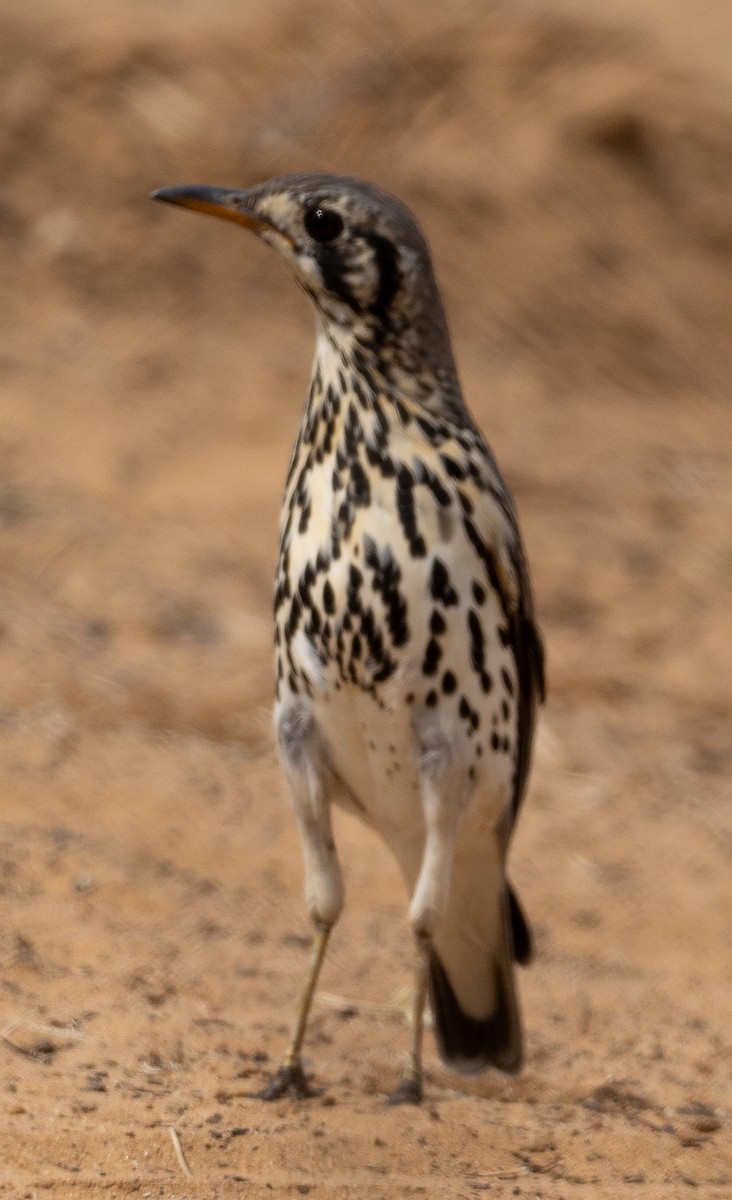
[472,581,486,606]
[373,658,396,683]
[363,536,379,570]
[413,458,452,508]
[304,606,321,637]
[274,577,288,615]
[395,399,410,425]
[440,454,466,481]
[365,541,409,649]
[462,516,511,620]
[429,557,459,607]
[387,595,409,647]
[344,404,364,457]
[350,459,371,507]
[336,490,358,540]
[415,415,440,443]
[370,423,398,466]
[284,593,302,641]
[422,638,442,676]
[467,609,485,674]
[347,566,363,617]
[395,464,427,558]
[458,694,480,733]
[298,499,312,533]
[501,667,515,697]
[430,610,447,636]
[442,670,457,694]
[352,376,369,409]
[323,580,336,615]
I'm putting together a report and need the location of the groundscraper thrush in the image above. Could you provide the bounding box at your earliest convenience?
[152,174,545,1104]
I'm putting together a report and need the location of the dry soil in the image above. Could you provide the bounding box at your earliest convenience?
[0,2,730,1197]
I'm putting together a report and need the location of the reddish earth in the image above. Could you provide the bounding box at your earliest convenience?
[0,2,730,1196]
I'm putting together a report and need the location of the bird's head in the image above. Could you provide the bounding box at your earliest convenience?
[152,173,458,393]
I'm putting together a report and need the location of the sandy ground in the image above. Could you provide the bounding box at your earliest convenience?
[0,1,731,1196]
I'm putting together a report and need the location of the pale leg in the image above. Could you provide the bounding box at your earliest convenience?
[387,935,429,1104]
[260,753,344,1100]
[389,764,471,1104]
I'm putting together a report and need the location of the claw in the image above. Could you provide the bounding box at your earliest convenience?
[387,1074,423,1106]
[258,1062,322,1101]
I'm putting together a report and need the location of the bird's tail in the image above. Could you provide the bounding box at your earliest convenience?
[429,867,532,1076]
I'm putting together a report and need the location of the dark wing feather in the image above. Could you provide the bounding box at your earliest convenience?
[506,879,534,965]
[507,539,545,825]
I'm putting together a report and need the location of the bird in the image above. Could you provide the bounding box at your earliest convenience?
[152,173,545,1105]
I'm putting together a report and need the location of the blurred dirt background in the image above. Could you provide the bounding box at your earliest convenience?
[0,1,730,1196]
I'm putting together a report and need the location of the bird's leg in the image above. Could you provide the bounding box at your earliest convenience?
[260,738,344,1101]
[259,922,332,1100]
[388,935,429,1105]
[388,754,471,1105]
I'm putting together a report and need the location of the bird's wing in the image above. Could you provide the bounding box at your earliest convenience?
[402,414,545,828]
[507,553,545,824]
[463,449,545,830]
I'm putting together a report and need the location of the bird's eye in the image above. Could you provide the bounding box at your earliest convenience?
[304,206,344,242]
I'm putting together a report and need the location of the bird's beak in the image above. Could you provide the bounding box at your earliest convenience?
[150,185,278,236]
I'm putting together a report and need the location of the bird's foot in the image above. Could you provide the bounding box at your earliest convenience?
[258,1062,321,1101]
[387,1073,423,1106]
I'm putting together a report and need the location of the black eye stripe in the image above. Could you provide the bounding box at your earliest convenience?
[355,229,401,316]
[304,206,344,242]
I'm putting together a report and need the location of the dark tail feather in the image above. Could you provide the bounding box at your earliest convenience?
[507,882,533,966]
[428,949,522,1076]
